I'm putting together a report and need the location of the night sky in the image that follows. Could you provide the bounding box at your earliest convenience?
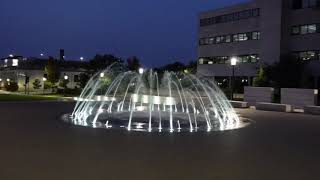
[0,0,247,67]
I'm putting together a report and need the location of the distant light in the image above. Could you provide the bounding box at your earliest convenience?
[0,78,2,82]
[43,77,47,81]
[40,53,44,57]
[64,75,68,80]
[9,54,13,57]
[231,57,238,66]
[138,68,144,74]
[12,59,19,66]
[80,57,84,61]
[100,72,104,78]
[6,79,10,82]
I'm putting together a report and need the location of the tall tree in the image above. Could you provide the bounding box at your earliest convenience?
[127,56,141,71]
[45,57,60,85]
[90,54,123,71]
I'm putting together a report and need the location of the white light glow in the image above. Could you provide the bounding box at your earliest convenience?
[80,57,84,61]
[43,77,47,81]
[9,54,13,57]
[231,57,238,66]
[64,75,68,80]
[138,68,144,74]
[100,73,104,78]
[6,79,10,82]
[12,59,18,66]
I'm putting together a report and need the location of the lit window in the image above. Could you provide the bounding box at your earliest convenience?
[208,38,215,44]
[308,24,317,33]
[233,34,239,42]
[301,25,309,34]
[252,31,261,40]
[216,36,221,43]
[292,26,300,35]
[225,35,231,43]
[12,59,18,66]
[199,58,204,64]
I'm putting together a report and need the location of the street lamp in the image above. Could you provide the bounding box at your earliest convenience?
[230,57,238,100]
[40,53,44,57]
[42,77,47,94]
[100,72,105,78]
[80,57,84,61]
[64,75,68,80]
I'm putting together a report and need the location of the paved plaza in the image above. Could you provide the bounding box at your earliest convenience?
[0,102,319,180]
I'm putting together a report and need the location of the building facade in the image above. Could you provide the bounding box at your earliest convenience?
[197,0,320,87]
[0,56,86,92]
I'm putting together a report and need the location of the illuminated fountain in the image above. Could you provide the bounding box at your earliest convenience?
[64,64,247,132]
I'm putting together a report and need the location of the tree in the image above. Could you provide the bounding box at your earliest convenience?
[45,57,60,91]
[32,79,42,90]
[59,79,69,89]
[4,82,19,92]
[127,56,141,71]
[90,54,123,71]
[264,55,312,88]
[78,73,91,88]
[253,66,268,87]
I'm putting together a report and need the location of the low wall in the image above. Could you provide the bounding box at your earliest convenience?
[244,87,274,104]
[304,106,320,115]
[256,102,292,112]
[230,101,249,108]
[281,88,318,108]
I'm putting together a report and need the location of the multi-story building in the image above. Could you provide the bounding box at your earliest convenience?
[197,0,320,88]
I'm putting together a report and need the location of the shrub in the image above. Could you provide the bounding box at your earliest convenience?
[4,82,19,92]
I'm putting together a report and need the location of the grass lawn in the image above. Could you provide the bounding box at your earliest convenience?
[0,94,64,101]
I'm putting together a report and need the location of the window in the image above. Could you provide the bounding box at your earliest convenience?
[308,24,317,33]
[293,0,320,9]
[200,8,260,27]
[292,50,320,61]
[238,33,248,41]
[199,31,261,46]
[225,35,231,43]
[215,36,221,43]
[292,24,318,35]
[292,26,300,35]
[233,34,239,42]
[252,31,260,40]
[198,54,259,64]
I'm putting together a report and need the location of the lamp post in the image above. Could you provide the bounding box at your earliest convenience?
[42,77,47,94]
[230,57,238,100]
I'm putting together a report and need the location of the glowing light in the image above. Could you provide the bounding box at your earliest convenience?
[231,57,238,66]
[6,79,10,82]
[12,59,18,66]
[42,77,47,81]
[40,53,44,57]
[80,57,84,61]
[136,106,145,111]
[9,54,13,57]
[0,79,2,82]
[64,75,68,80]
[100,73,104,78]
[138,68,144,74]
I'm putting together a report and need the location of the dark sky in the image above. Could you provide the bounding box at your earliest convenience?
[0,0,247,67]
